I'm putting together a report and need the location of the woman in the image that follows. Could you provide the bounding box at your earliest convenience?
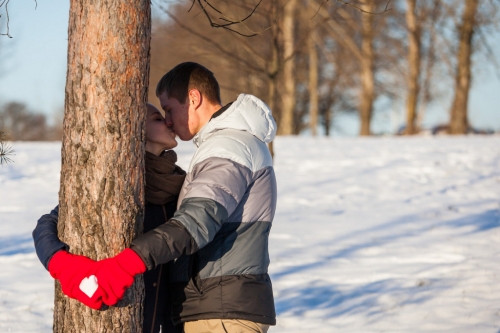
[32,103,186,333]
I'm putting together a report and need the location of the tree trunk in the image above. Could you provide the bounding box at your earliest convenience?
[266,1,280,160]
[55,1,151,332]
[449,0,478,134]
[267,72,277,159]
[279,0,297,135]
[322,103,332,137]
[405,0,421,135]
[359,3,375,136]
[308,27,319,136]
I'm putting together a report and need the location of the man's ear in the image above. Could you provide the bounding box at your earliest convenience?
[188,89,202,110]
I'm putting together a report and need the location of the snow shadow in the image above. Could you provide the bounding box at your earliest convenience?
[273,208,499,280]
[444,209,500,233]
[0,234,34,256]
[275,278,443,318]
[272,208,498,317]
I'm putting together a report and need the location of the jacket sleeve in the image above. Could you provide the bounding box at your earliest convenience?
[32,205,69,270]
[131,157,252,270]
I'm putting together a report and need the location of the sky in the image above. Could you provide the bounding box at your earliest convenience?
[0,1,499,134]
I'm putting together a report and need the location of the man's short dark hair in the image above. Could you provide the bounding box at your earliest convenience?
[156,62,221,105]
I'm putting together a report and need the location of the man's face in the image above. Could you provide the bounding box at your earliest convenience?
[158,91,195,141]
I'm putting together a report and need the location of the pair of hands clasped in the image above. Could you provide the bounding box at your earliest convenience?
[48,248,146,310]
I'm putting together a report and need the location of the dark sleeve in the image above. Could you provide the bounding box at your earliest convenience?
[32,205,69,270]
[130,197,228,271]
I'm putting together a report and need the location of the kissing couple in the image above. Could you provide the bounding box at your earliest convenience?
[33,62,277,333]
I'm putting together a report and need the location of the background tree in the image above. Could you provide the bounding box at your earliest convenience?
[448,0,479,134]
[0,102,63,140]
[317,1,393,136]
[404,0,421,135]
[279,0,298,135]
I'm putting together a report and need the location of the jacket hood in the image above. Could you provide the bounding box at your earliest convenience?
[193,94,277,147]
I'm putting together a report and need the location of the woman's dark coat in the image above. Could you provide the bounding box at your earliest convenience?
[32,202,182,333]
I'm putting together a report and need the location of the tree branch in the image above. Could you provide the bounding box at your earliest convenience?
[0,130,15,166]
[194,0,264,37]
[159,7,266,74]
[336,0,392,15]
[1,0,37,38]
[0,0,12,38]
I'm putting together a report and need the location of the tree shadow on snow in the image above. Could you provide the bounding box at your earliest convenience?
[273,208,499,280]
[272,208,499,317]
[0,234,35,256]
[275,278,444,318]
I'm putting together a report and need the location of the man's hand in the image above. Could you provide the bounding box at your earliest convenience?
[48,250,105,310]
[95,248,146,306]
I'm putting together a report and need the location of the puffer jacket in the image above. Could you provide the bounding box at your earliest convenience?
[32,203,183,333]
[131,94,278,325]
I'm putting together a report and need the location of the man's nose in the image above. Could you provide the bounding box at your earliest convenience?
[164,113,173,127]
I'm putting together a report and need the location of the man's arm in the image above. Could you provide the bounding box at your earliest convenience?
[131,156,251,270]
[32,206,69,270]
[131,198,227,270]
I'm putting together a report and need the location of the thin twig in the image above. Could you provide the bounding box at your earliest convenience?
[194,0,263,37]
[336,0,392,15]
[1,0,37,37]
[161,8,265,73]
[188,0,196,12]
[312,0,331,20]
[0,0,12,38]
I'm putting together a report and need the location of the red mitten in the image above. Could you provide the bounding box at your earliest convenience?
[95,248,146,306]
[48,250,105,310]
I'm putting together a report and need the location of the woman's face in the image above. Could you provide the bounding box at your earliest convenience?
[145,104,177,155]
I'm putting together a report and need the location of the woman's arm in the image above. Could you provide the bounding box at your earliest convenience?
[32,206,69,270]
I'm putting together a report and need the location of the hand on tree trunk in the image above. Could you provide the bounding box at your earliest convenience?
[48,248,146,309]
[95,248,147,306]
[48,251,107,310]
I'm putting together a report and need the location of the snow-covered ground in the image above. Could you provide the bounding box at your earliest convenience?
[1,136,499,332]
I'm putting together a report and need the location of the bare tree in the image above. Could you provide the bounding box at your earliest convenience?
[448,0,479,134]
[358,2,376,136]
[53,0,151,332]
[404,0,421,135]
[279,0,298,135]
[308,4,320,136]
[0,102,49,140]
[416,0,443,130]
[317,1,381,136]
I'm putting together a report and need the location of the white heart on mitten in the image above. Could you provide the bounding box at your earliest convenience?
[79,275,99,298]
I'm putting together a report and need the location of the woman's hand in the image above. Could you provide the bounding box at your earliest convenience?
[48,250,105,310]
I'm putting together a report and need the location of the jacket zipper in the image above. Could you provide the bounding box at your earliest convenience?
[150,205,170,333]
[150,264,163,333]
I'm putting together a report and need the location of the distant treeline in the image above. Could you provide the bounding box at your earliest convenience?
[0,102,62,141]
[2,1,498,140]
[149,0,499,136]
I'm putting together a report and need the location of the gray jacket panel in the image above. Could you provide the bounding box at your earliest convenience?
[179,156,253,228]
[171,197,229,250]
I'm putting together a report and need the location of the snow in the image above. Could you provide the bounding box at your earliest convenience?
[1,137,499,332]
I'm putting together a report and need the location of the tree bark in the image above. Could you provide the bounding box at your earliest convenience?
[359,3,375,136]
[405,0,421,135]
[279,0,297,135]
[55,1,151,332]
[308,27,319,136]
[449,0,478,134]
[266,1,280,159]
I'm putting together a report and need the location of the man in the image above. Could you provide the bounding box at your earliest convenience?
[34,62,278,333]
